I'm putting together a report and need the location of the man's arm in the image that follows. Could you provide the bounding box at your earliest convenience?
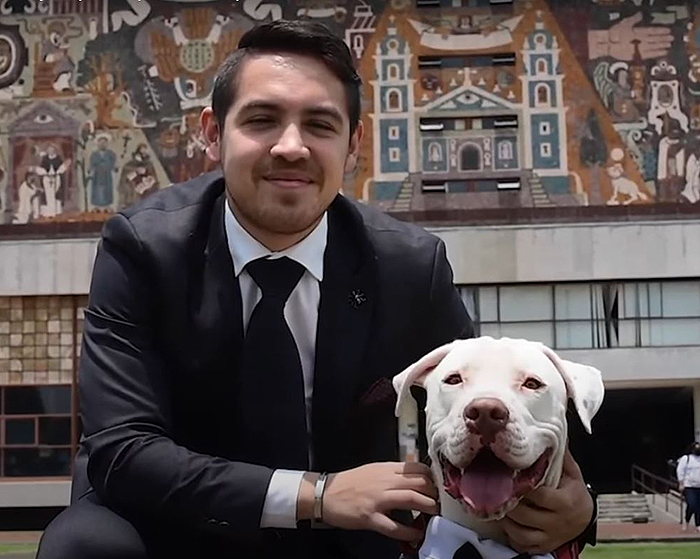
[81,213,272,537]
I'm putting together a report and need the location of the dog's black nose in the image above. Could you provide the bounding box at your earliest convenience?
[464,398,509,441]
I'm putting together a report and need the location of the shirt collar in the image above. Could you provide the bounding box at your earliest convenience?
[224,198,327,282]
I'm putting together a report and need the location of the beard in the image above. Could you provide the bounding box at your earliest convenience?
[230,185,330,238]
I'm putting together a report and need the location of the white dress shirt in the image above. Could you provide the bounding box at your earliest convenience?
[224,200,327,528]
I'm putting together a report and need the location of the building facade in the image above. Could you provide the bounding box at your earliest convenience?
[2,0,700,515]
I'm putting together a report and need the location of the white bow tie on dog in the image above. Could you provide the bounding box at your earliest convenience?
[393,336,605,559]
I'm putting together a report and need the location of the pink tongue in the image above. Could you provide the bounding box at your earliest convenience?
[459,450,514,513]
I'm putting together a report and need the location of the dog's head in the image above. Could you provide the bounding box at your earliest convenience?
[392,336,604,521]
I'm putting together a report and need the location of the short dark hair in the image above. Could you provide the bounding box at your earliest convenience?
[211,20,362,138]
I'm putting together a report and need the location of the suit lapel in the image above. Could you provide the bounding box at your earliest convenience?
[191,193,244,380]
[312,196,376,470]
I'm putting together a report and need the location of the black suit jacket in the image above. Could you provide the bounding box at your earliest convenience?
[77,171,473,558]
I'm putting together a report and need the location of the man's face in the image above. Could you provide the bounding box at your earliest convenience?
[209,53,361,246]
[98,138,108,150]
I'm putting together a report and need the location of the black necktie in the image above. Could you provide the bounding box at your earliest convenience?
[240,256,309,469]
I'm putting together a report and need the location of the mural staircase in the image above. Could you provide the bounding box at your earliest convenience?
[527,173,555,208]
[391,178,414,212]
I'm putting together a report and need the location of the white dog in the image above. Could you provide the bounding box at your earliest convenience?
[393,337,605,559]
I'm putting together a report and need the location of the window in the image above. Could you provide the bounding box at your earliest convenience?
[460,144,481,171]
[458,280,700,350]
[388,63,400,80]
[389,147,401,162]
[539,121,551,135]
[0,294,86,478]
[536,84,550,106]
[537,59,547,75]
[386,88,402,112]
[421,180,447,193]
[353,34,363,52]
[540,143,552,157]
[498,141,513,160]
[1,385,74,477]
[388,126,400,140]
[428,142,443,162]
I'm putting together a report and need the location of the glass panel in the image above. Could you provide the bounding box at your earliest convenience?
[458,287,479,324]
[555,322,593,349]
[622,282,662,319]
[38,417,71,445]
[499,285,552,321]
[4,386,71,415]
[555,284,591,320]
[661,281,700,318]
[649,282,662,317]
[6,418,35,445]
[498,322,554,347]
[3,448,71,476]
[649,318,700,346]
[621,283,640,319]
[478,287,498,322]
[618,319,639,347]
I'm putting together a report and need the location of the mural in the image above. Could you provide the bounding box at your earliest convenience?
[1,0,700,227]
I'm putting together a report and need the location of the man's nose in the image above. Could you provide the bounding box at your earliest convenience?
[270,124,310,161]
[464,398,509,442]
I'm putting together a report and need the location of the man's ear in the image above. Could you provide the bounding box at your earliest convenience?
[200,107,221,162]
[344,120,364,174]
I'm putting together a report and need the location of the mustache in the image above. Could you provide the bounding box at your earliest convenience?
[256,159,323,181]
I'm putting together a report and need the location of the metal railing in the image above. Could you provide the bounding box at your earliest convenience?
[631,464,685,524]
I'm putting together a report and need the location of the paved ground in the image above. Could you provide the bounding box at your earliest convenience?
[598,521,700,542]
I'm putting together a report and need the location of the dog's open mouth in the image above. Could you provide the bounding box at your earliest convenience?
[440,447,552,518]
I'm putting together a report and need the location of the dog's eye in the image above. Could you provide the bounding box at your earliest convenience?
[523,377,544,390]
[443,373,462,385]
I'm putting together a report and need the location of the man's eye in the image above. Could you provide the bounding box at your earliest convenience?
[308,121,334,131]
[246,116,274,125]
[523,377,544,390]
[443,373,462,385]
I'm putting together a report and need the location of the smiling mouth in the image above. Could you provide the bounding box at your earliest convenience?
[440,447,552,518]
[264,176,314,188]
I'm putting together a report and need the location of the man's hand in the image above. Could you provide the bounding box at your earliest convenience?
[322,462,439,542]
[499,450,593,555]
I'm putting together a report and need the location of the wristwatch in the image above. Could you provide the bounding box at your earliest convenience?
[580,484,598,548]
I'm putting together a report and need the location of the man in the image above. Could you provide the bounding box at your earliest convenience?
[38,21,594,559]
[90,134,117,209]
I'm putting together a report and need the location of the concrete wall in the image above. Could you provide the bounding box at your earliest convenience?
[433,220,700,285]
[2,219,700,295]
[0,238,98,296]
[558,346,700,388]
[0,480,71,507]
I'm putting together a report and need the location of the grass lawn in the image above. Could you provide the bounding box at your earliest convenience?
[0,543,37,554]
[582,542,700,558]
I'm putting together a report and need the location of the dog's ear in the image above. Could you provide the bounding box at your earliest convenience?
[392,341,456,418]
[540,345,604,434]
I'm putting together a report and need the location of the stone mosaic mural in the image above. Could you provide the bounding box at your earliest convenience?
[0,0,700,227]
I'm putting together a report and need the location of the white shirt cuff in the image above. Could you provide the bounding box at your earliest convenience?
[260,470,305,528]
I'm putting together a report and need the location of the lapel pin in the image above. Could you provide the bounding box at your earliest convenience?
[348,289,367,309]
